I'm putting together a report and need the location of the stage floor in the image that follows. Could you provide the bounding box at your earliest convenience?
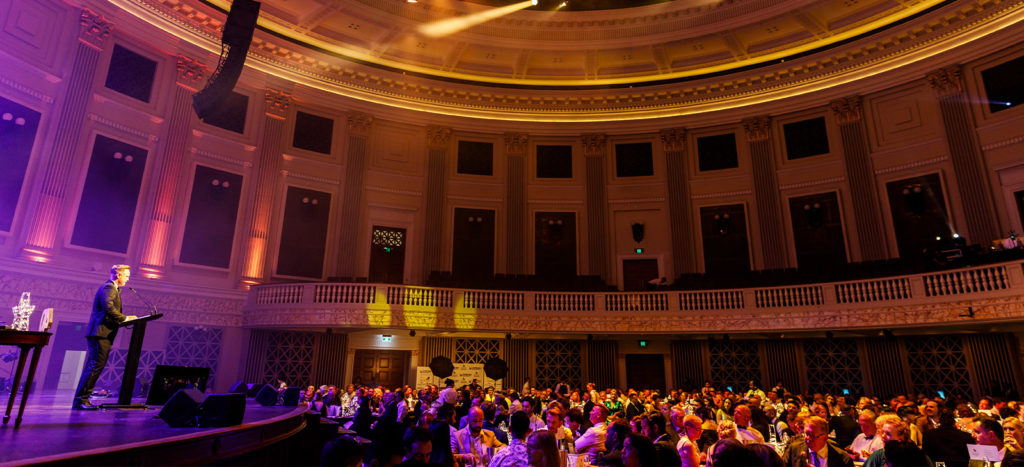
[0,390,305,466]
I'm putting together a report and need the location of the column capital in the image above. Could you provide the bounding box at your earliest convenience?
[347,112,373,137]
[174,56,207,91]
[426,126,452,149]
[829,96,863,124]
[581,133,607,157]
[927,65,964,99]
[659,127,687,153]
[78,9,113,50]
[742,116,772,142]
[504,132,529,155]
[263,89,293,119]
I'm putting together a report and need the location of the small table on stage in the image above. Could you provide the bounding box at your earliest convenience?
[0,329,52,426]
[100,313,163,409]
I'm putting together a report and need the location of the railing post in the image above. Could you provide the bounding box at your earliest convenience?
[1008,262,1024,289]
[453,289,466,310]
[909,274,929,298]
[302,283,315,304]
[742,289,757,310]
[595,293,606,313]
[821,284,836,306]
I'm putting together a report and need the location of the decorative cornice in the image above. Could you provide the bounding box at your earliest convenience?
[191,148,253,168]
[114,0,1024,122]
[504,133,529,155]
[926,65,965,99]
[581,133,607,157]
[426,126,452,149]
[874,155,948,175]
[281,170,340,185]
[88,114,159,142]
[982,134,1024,151]
[742,116,772,142]
[347,112,373,136]
[175,56,207,91]
[0,76,53,104]
[608,198,667,204]
[263,89,293,119]
[365,185,423,197]
[830,96,863,125]
[78,9,113,50]
[659,128,687,153]
[778,177,847,191]
[692,189,753,200]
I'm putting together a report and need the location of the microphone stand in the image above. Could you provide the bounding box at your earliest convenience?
[127,287,159,316]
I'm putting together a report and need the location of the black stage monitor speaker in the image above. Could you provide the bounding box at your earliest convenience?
[247,383,268,398]
[229,381,248,394]
[147,365,211,406]
[198,393,246,427]
[159,388,205,427]
[255,385,279,406]
[281,387,301,406]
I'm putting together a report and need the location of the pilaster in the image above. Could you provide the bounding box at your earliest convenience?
[239,89,293,283]
[505,132,528,275]
[23,9,113,256]
[742,116,787,270]
[582,133,609,279]
[335,112,373,278]
[830,96,888,261]
[422,126,452,279]
[660,128,696,275]
[927,66,1000,244]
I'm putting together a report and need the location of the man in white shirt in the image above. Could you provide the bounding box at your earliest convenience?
[541,405,574,442]
[521,398,545,433]
[734,404,765,444]
[576,405,610,463]
[745,380,766,401]
[848,409,884,462]
[436,379,457,408]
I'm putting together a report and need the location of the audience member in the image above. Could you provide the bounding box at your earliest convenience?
[526,429,559,467]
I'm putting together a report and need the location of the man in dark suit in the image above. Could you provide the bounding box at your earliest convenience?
[72,264,137,410]
[781,416,854,467]
[922,410,973,467]
[624,390,644,420]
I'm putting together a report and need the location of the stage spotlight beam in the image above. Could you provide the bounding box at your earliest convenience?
[418,0,536,38]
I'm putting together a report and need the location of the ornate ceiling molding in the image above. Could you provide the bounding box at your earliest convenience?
[108,0,1024,122]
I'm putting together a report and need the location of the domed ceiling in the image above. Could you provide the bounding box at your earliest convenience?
[114,0,1024,121]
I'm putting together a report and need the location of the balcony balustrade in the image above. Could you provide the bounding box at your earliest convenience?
[244,260,1024,333]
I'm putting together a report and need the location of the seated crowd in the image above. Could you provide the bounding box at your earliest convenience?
[308,378,1024,467]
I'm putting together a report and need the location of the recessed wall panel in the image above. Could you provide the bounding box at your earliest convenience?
[179,165,243,268]
[71,135,148,253]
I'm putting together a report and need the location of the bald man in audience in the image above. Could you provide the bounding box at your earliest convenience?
[734,404,766,444]
[451,406,504,466]
[576,404,610,463]
[676,413,705,467]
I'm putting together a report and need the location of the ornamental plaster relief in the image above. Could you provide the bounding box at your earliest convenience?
[0,270,244,327]
[115,0,1024,122]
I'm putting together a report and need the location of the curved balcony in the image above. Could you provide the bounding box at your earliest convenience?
[243,260,1024,334]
